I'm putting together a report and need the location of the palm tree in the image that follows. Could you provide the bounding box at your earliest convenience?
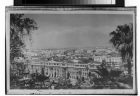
[109,23,133,75]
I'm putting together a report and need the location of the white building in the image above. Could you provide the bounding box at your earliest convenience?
[24,49,123,83]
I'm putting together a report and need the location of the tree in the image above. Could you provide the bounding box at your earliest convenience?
[93,60,122,88]
[86,65,90,79]
[67,72,70,79]
[10,14,38,62]
[41,67,45,76]
[94,62,110,82]
[109,23,133,75]
[10,14,38,86]
[63,67,68,79]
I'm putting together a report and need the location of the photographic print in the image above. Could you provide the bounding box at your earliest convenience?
[6,7,136,95]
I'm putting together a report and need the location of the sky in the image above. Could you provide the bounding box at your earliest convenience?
[24,13,133,49]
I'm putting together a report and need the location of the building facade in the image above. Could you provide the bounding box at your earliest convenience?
[24,49,123,83]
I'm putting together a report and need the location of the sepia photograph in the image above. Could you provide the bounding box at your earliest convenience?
[6,7,136,95]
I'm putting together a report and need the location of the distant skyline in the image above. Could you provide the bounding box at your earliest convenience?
[24,13,133,49]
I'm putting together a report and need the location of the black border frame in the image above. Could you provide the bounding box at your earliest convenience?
[14,0,124,7]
